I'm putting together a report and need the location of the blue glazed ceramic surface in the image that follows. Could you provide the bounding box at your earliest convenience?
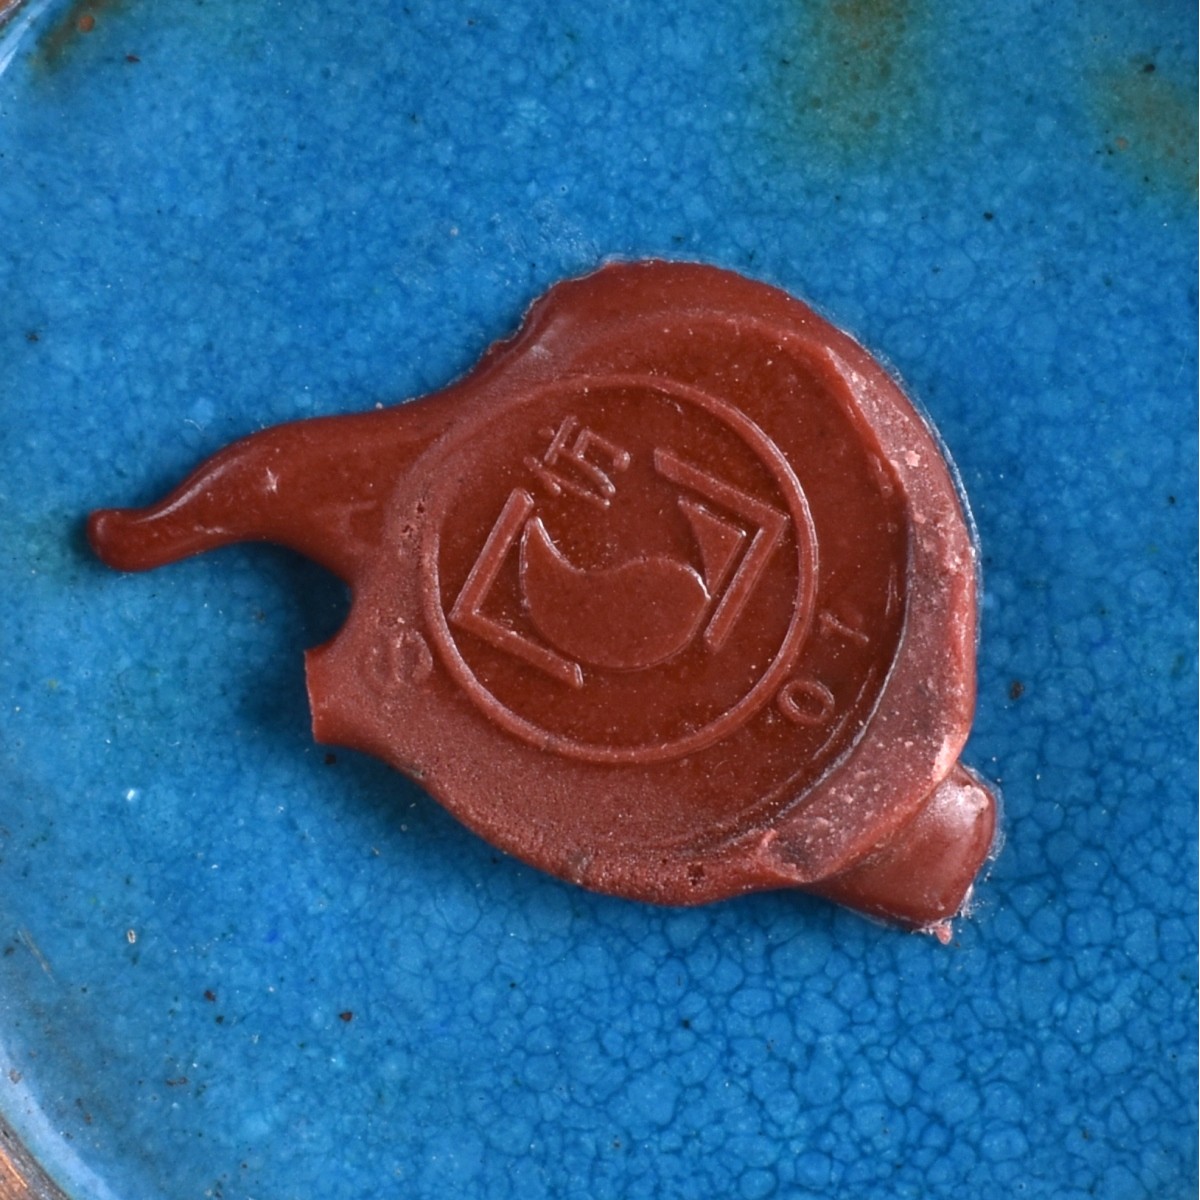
[0,2,1195,1197]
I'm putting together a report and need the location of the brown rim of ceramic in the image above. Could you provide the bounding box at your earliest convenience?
[0,1114,67,1200]
[0,0,27,29]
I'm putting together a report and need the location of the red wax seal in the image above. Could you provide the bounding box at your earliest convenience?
[89,262,998,933]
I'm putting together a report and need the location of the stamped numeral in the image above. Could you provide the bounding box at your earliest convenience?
[818,609,869,647]
[367,627,434,689]
[777,676,836,726]
[392,629,434,685]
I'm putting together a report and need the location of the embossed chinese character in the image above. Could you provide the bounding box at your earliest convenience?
[523,415,630,507]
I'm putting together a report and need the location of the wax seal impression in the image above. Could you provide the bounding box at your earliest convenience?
[88,261,999,933]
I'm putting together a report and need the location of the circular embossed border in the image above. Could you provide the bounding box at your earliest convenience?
[423,372,819,764]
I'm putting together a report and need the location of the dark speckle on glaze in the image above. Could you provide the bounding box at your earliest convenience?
[1091,58,1198,201]
[768,0,932,167]
[33,0,124,71]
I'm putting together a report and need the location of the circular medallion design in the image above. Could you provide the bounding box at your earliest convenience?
[424,374,818,763]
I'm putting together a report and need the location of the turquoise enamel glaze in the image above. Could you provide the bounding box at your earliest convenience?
[0,1,1195,1197]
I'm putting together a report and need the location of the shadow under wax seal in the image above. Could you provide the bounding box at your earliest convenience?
[88,261,999,934]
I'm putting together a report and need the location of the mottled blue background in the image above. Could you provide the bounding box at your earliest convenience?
[0,1,1195,1197]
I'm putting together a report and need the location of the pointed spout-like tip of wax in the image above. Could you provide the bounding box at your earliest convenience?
[87,504,200,573]
[88,493,240,572]
[87,507,141,571]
